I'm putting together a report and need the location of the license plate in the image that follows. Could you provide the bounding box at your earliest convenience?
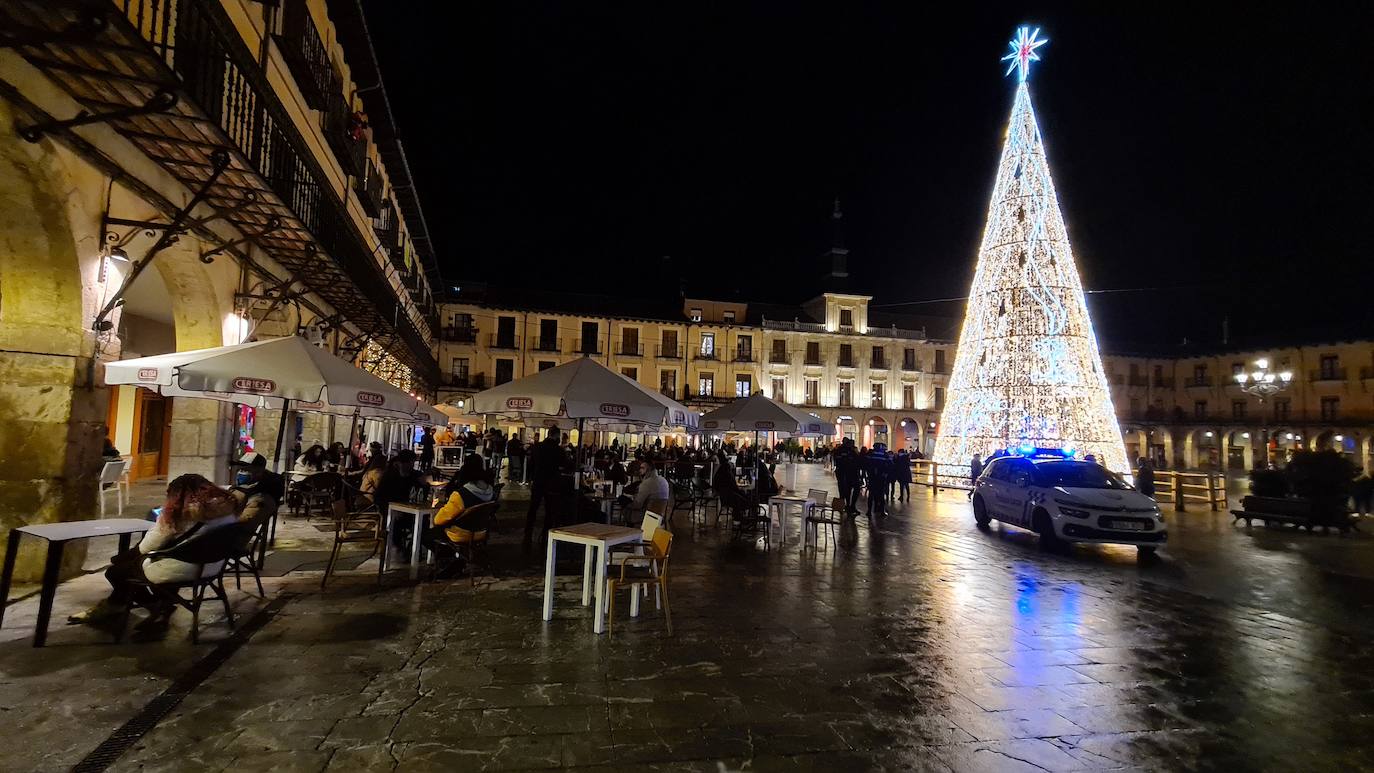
[1105,520,1145,531]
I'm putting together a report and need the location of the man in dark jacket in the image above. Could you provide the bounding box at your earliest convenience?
[524,433,568,551]
[833,438,861,515]
[892,449,913,502]
[864,444,893,518]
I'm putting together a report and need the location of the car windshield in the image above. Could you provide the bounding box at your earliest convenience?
[1035,462,1130,490]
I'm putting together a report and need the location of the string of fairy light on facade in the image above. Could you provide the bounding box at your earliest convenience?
[932,26,1130,477]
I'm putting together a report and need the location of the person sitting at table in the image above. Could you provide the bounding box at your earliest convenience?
[102,437,122,460]
[229,452,284,524]
[618,459,669,524]
[69,474,239,636]
[295,444,326,475]
[754,457,780,498]
[421,455,495,576]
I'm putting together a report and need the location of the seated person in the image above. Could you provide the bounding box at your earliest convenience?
[421,456,495,575]
[102,437,122,461]
[70,474,239,636]
[619,459,670,523]
[754,458,780,498]
[228,451,284,526]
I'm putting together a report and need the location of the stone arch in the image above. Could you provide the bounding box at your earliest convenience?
[0,100,102,579]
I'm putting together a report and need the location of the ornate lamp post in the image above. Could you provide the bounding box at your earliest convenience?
[1233,358,1292,402]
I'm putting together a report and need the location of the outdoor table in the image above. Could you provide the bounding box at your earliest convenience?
[0,518,151,647]
[542,522,643,634]
[382,503,438,580]
[766,494,814,547]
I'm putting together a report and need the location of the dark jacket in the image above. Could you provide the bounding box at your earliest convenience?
[529,437,566,486]
[893,453,912,483]
[834,443,861,484]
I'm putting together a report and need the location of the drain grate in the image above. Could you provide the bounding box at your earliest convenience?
[73,593,294,772]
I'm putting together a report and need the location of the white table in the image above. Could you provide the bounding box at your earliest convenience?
[542,522,643,634]
[766,494,814,547]
[383,503,439,580]
[0,518,151,647]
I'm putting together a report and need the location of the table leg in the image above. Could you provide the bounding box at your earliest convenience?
[408,512,422,581]
[780,502,788,545]
[593,544,608,635]
[0,531,21,631]
[541,538,557,621]
[581,544,593,606]
[629,561,640,619]
[33,541,64,648]
[379,512,391,579]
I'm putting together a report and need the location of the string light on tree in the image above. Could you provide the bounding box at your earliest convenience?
[933,26,1129,477]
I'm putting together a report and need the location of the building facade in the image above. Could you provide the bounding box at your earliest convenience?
[437,287,1374,474]
[0,0,441,577]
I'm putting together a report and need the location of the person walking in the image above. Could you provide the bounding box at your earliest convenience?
[418,427,436,471]
[833,438,861,515]
[969,453,983,485]
[865,443,893,518]
[893,448,912,502]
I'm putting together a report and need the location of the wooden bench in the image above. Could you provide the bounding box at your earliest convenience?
[1231,495,1355,534]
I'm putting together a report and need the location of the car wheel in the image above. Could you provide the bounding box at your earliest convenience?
[1033,509,1060,551]
[972,495,991,527]
[1137,545,1157,558]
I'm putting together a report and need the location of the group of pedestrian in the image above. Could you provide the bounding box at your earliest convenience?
[830,437,915,518]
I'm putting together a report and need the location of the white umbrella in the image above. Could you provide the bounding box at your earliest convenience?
[699,393,834,436]
[106,336,432,468]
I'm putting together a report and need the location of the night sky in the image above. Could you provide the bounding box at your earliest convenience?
[362,3,1371,351]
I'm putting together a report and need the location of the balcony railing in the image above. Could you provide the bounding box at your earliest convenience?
[657,344,682,359]
[577,338,603,355]
[1310,368,1347,382]
[441,326,477,343]
[354,158,384,217]
[838,357,855,368]
[733,349,755,363]
[533,337,561,352]
[1185,377,1213,388]
[871,358,886,369]
[769,351,790,364]
[488,334,520,350]
[275,0,331,111]
[617,343,645,357]
[804,356,822,366]
[695,350,719,361]
[441,373,485,389]
[902,359,919,371]
[374,200,399,260]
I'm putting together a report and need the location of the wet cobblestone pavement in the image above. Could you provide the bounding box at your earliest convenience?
[5,466,1374,771]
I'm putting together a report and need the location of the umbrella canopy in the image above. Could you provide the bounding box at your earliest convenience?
[471,357,696,429]
[105,336,427,422]
[699,394,834,436]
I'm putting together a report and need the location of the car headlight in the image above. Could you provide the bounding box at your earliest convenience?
[1058,506,1091,519]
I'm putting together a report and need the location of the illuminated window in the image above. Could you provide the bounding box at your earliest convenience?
[839,309,853,328]
[689,308,702,322]
[838,382,853,407]
[735,374,752,398]
[700,332,715,357]
[660,369,677,397]
[902,385,914,410]
[804,379,819,406]
[771,378,785,401]
[871,382,884,408]
[698,372,714,396]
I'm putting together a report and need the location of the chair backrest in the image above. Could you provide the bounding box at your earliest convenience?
[640,512,662,541]
[302,471,343,492]
[148,522,251,566]
[452,501,498,533]
[651,527,673,560]
[807,488,828,505]
[99,459,127,485]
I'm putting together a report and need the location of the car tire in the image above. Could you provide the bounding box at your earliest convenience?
[1033,509,1061,551]
[972,495,991,527]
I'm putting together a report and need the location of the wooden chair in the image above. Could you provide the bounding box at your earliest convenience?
[426,501,498,585]
[607,527,673,639]
[98,459,128,516]
[322,496,383,590]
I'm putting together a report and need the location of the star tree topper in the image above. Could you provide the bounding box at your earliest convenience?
[1002,26,1047,82]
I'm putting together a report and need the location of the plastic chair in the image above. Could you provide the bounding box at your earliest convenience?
[607,528,674,639]
[99,459,128,516]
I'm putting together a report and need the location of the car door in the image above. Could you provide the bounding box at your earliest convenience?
[978,459,1009,519]
[1002,459,1035,527]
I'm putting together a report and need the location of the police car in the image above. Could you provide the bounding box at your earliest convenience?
[971,450,1165,556]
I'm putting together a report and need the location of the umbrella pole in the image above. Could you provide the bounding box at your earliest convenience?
[345,409,361,471]
[272,399,292,474]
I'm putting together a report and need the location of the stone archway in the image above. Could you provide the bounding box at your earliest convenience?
[0,100,102,579]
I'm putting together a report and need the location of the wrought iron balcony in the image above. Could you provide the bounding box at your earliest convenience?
[534,338,561,352]
[322,88,366,179]
[902,359,919,371]
[440,326,477,343]
[488,334,520,350]
[577,338,602,355]
[275,0,332,111]
[769,351,790,364]
[656,344,681,359]
[695,350,719,361]
[442,373,485,389]
[733,349,755,363]
[870,357,886,369]
[617,343,645,357]
[354,158,385,217]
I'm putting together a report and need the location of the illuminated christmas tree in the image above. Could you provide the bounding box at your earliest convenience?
[933,27,1129,475]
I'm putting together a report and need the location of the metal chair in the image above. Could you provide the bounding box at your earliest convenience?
[119,522,250,644]
[803,490,843,550]
[425,501,498,585]
[322,495,383,590]
[607,527,673,639]
[225,501,275,597]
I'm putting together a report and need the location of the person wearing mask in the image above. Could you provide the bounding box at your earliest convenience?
[524,433,568,551]
[69,474,238,637]
[423,455,496,575]
[228,452,285,522]
[833,438,861,515]
[418,427,436,471]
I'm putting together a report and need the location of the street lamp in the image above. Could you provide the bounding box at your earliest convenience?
[1233,357,1292,401]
